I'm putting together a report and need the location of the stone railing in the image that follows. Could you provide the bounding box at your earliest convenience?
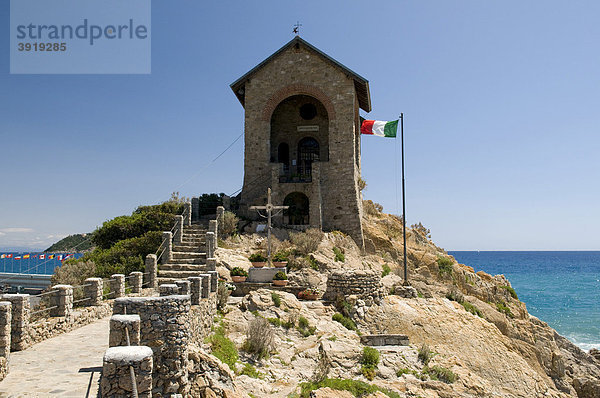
[0,270,156,382]
[104,271,218,397]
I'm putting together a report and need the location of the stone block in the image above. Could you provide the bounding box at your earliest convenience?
[199,274,210,299]
[101,345,153,397]
[109,314,141,347]
[84,278,103,306]
[145,254,158,289]
[207,271,218,293]
[111,274,125,299]
[248,267,280,283]
[159,284,179,296]
[188,277,202,305]
[130,272,143,294]
[174,280,190,296]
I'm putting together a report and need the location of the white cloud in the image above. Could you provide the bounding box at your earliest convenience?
[0,228,34,233]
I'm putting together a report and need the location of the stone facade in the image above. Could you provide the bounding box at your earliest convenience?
[323,270,384,303]
[232,37,368,247]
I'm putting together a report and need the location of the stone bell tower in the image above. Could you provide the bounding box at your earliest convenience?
[230,37,371,247]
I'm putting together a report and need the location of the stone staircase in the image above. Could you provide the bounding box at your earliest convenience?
[157,223,209,285]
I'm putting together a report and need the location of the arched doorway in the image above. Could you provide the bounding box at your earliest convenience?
[283,192,309,225]
[298,137,319,177]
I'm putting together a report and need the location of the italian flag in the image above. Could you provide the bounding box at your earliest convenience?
[360,119,398,138]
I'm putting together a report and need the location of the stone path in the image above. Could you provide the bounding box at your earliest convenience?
[0,316,110,397]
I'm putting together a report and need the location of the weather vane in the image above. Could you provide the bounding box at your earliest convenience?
[293,21,302,36]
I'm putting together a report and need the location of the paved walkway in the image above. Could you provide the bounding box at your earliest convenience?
[0,316,110,397]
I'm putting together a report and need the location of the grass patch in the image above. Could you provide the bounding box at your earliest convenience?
[500,285,518,300]
[327,336,337,341]
[206,323,238,370]
[396,367,421,378]
[296,316,316,337]
[381,263,391,277]
[239,362,264,379]
[267,317,281,327]
[298,378,401,398]
[423,365,457,383]
[332,313,358,332]
[462,301,483,317]
[436,255,453,276]
[333,246,345,262]
[418,344,434,365]
[271,292,281,307]
[496,301,514,318]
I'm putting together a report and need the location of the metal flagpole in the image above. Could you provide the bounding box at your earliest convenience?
[400,113,408,285]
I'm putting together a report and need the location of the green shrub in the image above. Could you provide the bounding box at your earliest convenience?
[271,292,281,307]
[273,271,287,281]
[298,316,309,329]
[333,247,345,262]
[423,365,457,383]
[418,344,433,365]
[290,228,324,255]
[500,285,518,300]
[230,267,248,277]
[360,347,380,380]
[462,301,483,317]
[298,378,401,398]
[197,193,224,216]
[296,316,316,337]
[272,251,290,262]
[248,253,267,262]
[381,263,391,277]
[496,301,514,318]
[267,317,281,327]
[332,313,357,332]
[239,363,263,379]
[436,255,453,276]
[396,367,420,378]
[206,324,238,369]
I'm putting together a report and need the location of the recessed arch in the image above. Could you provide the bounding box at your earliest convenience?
[283,192,310,225]
[261,84,336,121]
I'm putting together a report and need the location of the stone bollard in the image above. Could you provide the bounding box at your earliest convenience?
[101,346,153,398]
[174,280,190,296]
[174,215,184,244]
[188,277,202,305]
[0,302,10,381]
[199,274,210,299]
[145,254,158,290]
[206,257,217,271]
[209,219,217,235]
[161,231,173,264]
[184,202,192,226]
[111,274,125,299]
[2,294,30,351]
[216,206,225,236]
[206,232,215,258]
[84,278,103,306]
[207,271,218,293]
[49,285,73,318]
[109,314,141,347]
[159,284,179,296]
[130,272,143,294]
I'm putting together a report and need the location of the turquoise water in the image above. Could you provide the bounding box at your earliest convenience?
[449,251,600,351]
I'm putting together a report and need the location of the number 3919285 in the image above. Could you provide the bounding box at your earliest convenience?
[18,43,67,51]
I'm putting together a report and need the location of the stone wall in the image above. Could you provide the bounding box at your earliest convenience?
[188,293,217,345]
[323,270,384,304]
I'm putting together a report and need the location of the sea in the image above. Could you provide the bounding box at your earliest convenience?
[0,252,84,276]
[449,251,600,351]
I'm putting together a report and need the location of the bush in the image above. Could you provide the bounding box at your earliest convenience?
[271,292,281,307]
[396,367,420,378]
[362,200,383,216]
[423,365,457,383]
[411,222,431,239]
[197,193,224,216]
[248,253,267,262]
[333,247,345,262]
[243,317,275,359]
[418,344,433,365]
[296,316,316,337]
[332,313,357,332]
[231,267,248,277]
[51,260,95,301]
[239,363,263,379]
[217,281,231,311]
[267,317,281,327]
[496,301,514,318]
[299,378,401,398]
[500,285,518,300]
[220,211,239,237]
[360,347,380,381]
[290,228,324,255]
[207,324,238,369]
[462,301,483,317]
[381,263,391,277]
[273,271,287,281]
[436,255,453,276]
[358,177,367,192]
[272,250,290,262]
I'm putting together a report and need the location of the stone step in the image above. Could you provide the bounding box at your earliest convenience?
[157,270,206,279]
[183,233,207,238]
[173,245,205,252]
[160,264,203,271]
[172,251,206,259]
[169,258,206,265]
[181,238,206,243]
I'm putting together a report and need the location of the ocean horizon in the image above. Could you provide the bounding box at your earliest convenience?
[449,250,600,351]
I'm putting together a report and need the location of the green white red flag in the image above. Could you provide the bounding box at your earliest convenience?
[361,119,398,138]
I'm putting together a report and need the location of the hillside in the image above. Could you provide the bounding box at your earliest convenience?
[44,233,93,252]
[206,205,600,398]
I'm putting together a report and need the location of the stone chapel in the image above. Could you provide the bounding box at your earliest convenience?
[230,37,371,247]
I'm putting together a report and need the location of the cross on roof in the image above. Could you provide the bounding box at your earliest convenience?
[293,21,302,36]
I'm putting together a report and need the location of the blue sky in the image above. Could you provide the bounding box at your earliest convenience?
[1,1,599,251]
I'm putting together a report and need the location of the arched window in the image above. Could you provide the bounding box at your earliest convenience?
[283,192,309,225]
[298,137,319,177]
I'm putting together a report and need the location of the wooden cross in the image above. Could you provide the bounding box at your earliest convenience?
[293,21,302,36]
[250,188,289,265]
